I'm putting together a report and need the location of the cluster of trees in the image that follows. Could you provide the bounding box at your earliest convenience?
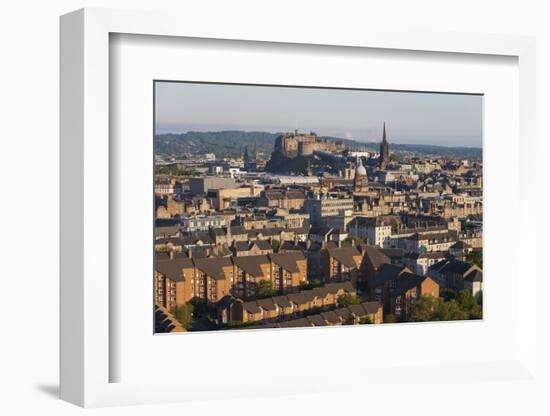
[271,240,281,253]
[408,290,482,322]
[255,280,280,299]
[337,293,361,308]
[299,279,322,291]
[173,303,194,330]
[466,250,483,268]
[154,165,197,176]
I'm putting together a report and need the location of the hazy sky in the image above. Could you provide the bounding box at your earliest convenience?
[155,82,482,148]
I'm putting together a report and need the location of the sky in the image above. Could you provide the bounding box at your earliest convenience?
[155,81,483,148]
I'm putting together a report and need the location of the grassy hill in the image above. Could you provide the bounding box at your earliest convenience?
[155,130,482,160]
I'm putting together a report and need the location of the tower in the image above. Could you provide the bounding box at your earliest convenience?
[379,122,390,170]
[243,146,250,163]
[254,140,259,162]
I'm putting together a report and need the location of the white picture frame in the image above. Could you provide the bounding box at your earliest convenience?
[60,7,538,408]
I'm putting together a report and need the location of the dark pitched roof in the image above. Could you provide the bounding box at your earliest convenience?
[441,259,476,275]
[155,226,180,237]
[234,241,251,252]
[288,226,310,235]
[327,246,361,269]
[324,281,355,293]
[361,301,382,314]
[391,274,429,296]
[155,251,187,261]
[242,301,261,314]
[156,257,194,281]
[269,251,305,273]
[193,257,232,280]
[362,245,391,269]
[272,295,292,308]
[280,241,307,252]
[234,255,269,277]
[348,304,368,318]
[307,314,328,326]
[379,248,405,259]
[278,318,311,328]
[211,227,227,236]
[287,292,309,306]
[320,311,341,324]
[230,226,247,235]
[370,263,409,288]
[254,240,273,250]
[450,241,472,249]
[256,298,277,311]
[334,307,353,321]
[310,226,333,236]
[181,232,214,245]
[216,295,238,310]
[464,269,483,283]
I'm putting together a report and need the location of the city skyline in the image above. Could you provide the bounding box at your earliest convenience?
[155,81,483,148]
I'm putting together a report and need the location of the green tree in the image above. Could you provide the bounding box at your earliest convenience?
[256,280,278,299]
[300,279,322,290]
[440,289,457,302]
[409,295,440,321]
[337,293,361,308]
[271,239,281,253]
[435,300,469,321]
[466,250,483,268]
[174,303,195,330]
[455,290,482,319]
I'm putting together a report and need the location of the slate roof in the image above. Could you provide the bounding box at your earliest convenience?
[272,295,292,308]
[361,301,382,314]
[193,257,233,280]
[307,314,328,326]
[156,257,194,281]
[269,251,305,273]
[279,241,307,252]
[464,269,483,283]
[391,274,429,296]
[254,240,273,250]
[441,259,476,275]
[233,255,269,277]
[362,245,391,269]
[230,226,247,235]
[320,311,341,324]
[242,301,262,314]
[334,307,353,321]
[348,304,369,318]
[326,246,361,269]
[257,298,277,311]
[370,263,409,288]
[278,318,311,328]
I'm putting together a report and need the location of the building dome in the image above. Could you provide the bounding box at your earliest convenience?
[355,158,367,177]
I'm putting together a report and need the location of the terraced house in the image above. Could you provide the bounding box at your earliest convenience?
[155,251,307,311]
[216,281,356,324]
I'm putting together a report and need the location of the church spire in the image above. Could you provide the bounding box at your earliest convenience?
[379,122,390,170]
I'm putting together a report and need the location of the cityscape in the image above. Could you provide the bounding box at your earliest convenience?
[154,82,483,333]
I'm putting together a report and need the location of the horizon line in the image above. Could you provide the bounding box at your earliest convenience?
[154,130,483,150]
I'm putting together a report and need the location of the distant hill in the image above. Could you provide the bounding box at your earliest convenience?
[155,130,482,160]
[155,131,277,159]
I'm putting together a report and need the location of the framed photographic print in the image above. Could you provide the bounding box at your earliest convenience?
[60,7,538,408]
